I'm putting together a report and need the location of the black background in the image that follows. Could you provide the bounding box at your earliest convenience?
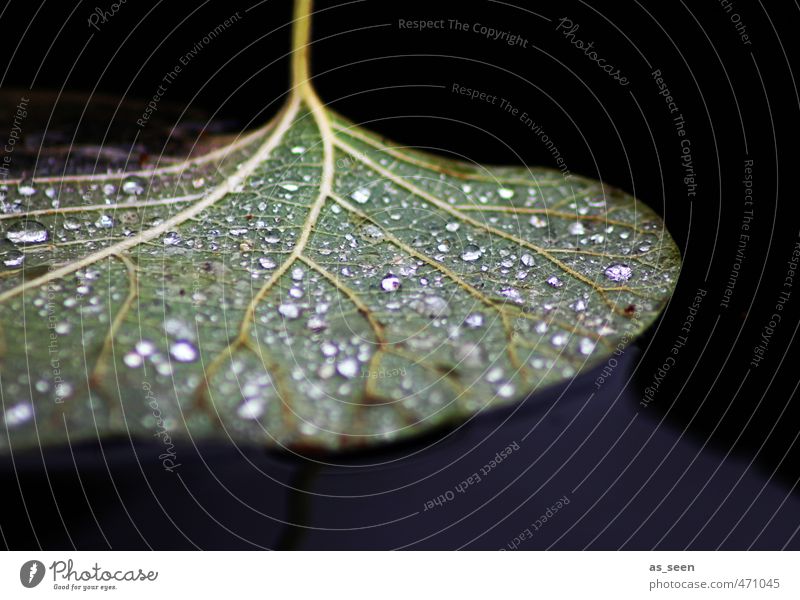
[1,0,798,549]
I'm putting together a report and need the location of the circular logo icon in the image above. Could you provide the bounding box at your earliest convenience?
[20,560,46,588]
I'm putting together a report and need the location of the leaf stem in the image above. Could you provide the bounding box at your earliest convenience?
[292,0,314,94]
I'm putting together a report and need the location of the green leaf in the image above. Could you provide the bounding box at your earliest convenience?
[0,0,680,452]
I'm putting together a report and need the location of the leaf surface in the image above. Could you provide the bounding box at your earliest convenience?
[0,5,680,453]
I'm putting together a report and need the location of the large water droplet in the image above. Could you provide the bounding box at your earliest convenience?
[604,263,633,282]
[5,220,49,244]
[520,253,535,267]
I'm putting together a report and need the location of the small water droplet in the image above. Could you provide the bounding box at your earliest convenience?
[237,398,266,420]
[278,303,301,319]
[336,357,359,378]
[17,181,37,197]
[2,249,24,267]
[258,256,277,269]
[163,231,181,246]
[280,183,299,192]
[350,187,371,204]
[63,218,81,231]
[570,298,588,312]
[461,244,482,262]
[569,222,586,235]
[135,340,156,357]
[3,402,33,427]
[498,187,515,199]
[497,382,515,398]
[413,295,450,318]
[170,340,198,362]
[122,176,146,195]
[465,312,484,328]
[529,215,547,228]
[381,274,401,291]
[445,222,460,232]
[124,352,143,368]
[6,220,49,244]
[604,263,633,282]
[321,341,338,357]
[579,338,596,355]
[520,253,535,267]
[546,275,564,288]
[95,214,114,229]
[290,146,306,155]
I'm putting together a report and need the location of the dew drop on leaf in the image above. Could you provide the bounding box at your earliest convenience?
[380,274,401,291]
[604,263,633,282]
[5,220,49,244]
[170,340,199,363]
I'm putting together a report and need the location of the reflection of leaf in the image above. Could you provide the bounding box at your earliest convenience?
[0,0,680,452]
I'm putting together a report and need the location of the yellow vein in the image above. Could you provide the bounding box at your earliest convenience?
[0,194,202,221]
[334,137,622,311]
[0,95,301,305]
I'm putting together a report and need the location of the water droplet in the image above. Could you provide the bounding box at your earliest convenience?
[604,263,633,282]
[258,257,277,269]
[520,253,535,267]
[570,298,587,312]
[122,176,146,195]
[3,402,32,427]
[546,275,564,288]
[461,244,482,261]
[497,382,515,398]
[135,340,156,357]
[381,274,401,291]
[63,218,81,231]
[237,398,266,420]
[321,341,338,357]
[2,249,24,267]
[170,340,198,362]
[350,187,371,204]
[278,303,301,319]
[498,187,515,199]
[95,214,114,229]
[5,220,49,244]
[291,267,304,281]
[579,338,596,355]
[499,287,522,302]
[336,357,359,378]
[529,215,547,228]
[280,183,299,192]
[569,222,586,235]
[163,231,181,246]
[17,182,36,197]
[551,333,568,346]
[413,295,450,318]
[445,222,460,232]
[465,312,485,328]
[290,146,306,155]
[123,352,143,368]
